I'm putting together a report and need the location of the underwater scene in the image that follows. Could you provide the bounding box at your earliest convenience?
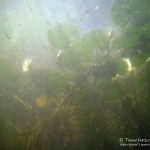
[0,0,150,149]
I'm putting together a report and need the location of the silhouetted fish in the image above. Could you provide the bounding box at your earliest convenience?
[84,6,88,14]
[3,31,10,39]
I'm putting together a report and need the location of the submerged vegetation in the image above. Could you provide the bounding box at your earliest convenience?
[0,0,150,150]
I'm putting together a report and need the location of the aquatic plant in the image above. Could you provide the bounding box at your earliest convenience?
[0,0,150,149]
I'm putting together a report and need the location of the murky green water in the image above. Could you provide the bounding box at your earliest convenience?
[0,0,150,149]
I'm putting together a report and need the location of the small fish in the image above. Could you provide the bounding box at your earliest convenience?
[42,44,49,51]
[3,31,10,39]
[27,4,33,10]
[46,21,52,27]
[137,49,142,54]
[84,6,88,14]
[15,7,20,13]
[18,24,22,27]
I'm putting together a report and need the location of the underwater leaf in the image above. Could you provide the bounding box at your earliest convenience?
[82,30,108,53]
[112,0,150,25]
[48,23,80,51]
